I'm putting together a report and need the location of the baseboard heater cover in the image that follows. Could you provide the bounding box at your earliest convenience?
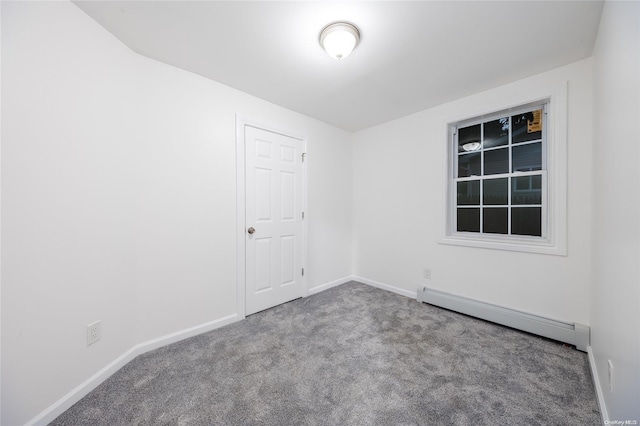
[417,287,590,352]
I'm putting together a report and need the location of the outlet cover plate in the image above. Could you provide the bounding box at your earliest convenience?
[87,321,101,346]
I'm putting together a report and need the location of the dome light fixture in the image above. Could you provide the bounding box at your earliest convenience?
[319,21,360,60]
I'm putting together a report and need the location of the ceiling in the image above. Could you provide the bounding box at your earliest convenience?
[73,1,603,132]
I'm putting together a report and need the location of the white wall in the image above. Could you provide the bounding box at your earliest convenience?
[590,1,640,421]
[1,2,352,424]
[2,3,139,424]
[353,59,593,325]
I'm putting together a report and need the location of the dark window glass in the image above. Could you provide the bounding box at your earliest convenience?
[512,142,541,172]
[457,181,480,205]
[483,178,508,205]
[512,110,542,144]
[457,208,480,232]
[453,105,546,240]
[483,208,508,234]
[483,117,509,149]
[512,207,542,236]
[458,124,481,153]
[512,175,542,205]
[484,148,509,175]
[458,152,481,177]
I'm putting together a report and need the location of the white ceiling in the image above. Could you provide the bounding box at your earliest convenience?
[74,1,603,131]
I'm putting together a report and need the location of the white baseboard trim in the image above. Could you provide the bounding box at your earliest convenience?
[352,276,417,299]
[587,346,609,425]
[26,313,239,426]
[134,314,238,355]
[417,286,590,352]
[307,276,352,296]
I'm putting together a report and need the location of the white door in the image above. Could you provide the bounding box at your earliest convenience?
[245,125,305,315]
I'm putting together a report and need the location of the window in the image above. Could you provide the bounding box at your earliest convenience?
[441,85,567,256]
[455,104,546,237]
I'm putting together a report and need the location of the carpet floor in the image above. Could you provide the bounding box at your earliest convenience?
[51,281,601,425]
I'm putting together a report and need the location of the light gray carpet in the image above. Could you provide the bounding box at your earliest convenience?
[52,282,601,425]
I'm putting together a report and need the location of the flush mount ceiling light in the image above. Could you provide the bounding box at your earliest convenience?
[319,22,360,60]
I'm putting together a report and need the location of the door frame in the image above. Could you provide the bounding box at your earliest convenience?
[235,115,308,319]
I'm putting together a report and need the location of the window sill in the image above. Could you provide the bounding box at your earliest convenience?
[439,234,567,256]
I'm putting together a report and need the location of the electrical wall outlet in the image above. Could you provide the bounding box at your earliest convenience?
[423,268,432,279]
[87,321,101,346]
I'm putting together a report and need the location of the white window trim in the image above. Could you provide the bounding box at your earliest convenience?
[440,82,567,256]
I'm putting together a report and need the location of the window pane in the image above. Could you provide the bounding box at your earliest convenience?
[512,142,541,172]
[458,124,481,153]
[512,207,542,236]
[457,208,480,232]
[483,178,508,205]
[484,148,509,175]
[458,152,481,177]
[512,175,542,205]
[483,117,509,149]
[483,207,508,234]
[457,181,480,205]
[512,110,542,144]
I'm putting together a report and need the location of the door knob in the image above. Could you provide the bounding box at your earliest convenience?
[247,227,255,235]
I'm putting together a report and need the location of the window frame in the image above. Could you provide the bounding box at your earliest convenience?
[454,102,548,238]
[440,83,568,256]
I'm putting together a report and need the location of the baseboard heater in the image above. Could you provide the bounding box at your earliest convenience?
[417,287,590,352]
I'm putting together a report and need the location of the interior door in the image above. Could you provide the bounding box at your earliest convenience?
[245,125,304,315]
